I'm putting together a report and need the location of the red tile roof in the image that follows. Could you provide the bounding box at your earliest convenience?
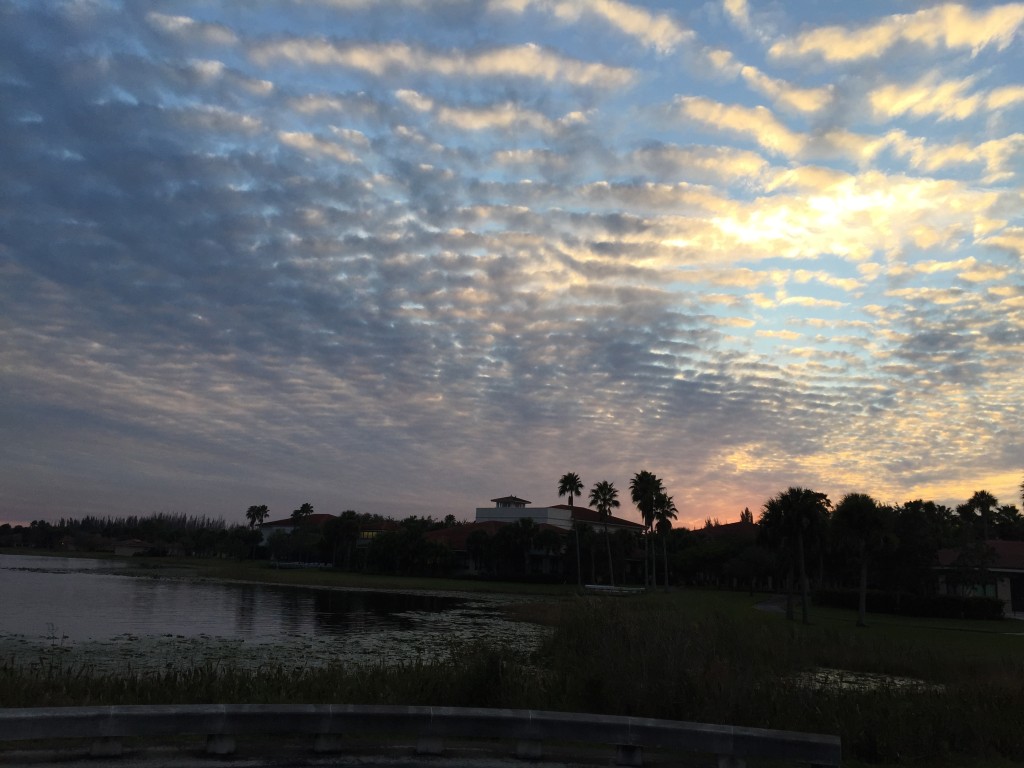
[550,504,644,530]
[937,540,1024,571]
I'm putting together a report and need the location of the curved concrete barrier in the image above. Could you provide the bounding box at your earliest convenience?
[0,704,841,766]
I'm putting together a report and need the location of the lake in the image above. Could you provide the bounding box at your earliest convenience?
[0,554,549,672]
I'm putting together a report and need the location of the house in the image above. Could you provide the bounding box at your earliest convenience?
[114,539,151,557]
[475,496,644,533]
[259,513,337,545]
[423,496,646,577]
[937,540,1024,618]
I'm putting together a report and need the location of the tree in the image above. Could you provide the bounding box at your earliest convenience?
[291,502,315,522]
[994,505,1024,540]
[466,529,493,574]
[630,470,663,588]
[245,504,270,529]
[322,511,361,568]
[759,487,830,624]
[831,493,893,627]
[653,492,677,591]
[558,472,584,588]
[960,490,998,541]
[512,517,539,576]
[589,480,620,587]
[557,472,583,508]
[244,505,270,558]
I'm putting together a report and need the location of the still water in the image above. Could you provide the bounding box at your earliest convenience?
[0,554,547,671]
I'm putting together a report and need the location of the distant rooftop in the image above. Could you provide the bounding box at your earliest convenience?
[491,495,531,508]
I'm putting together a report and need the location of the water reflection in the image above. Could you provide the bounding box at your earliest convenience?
[0,553,465,643]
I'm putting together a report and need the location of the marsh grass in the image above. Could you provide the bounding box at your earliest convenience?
[3,589,1022,765]
[537,593,1024,764]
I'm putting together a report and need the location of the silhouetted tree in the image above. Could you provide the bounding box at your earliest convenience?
[323,511,360,568]
[653,492,677,590]
[558,472,584,587]
[630,470,663,588]
[959,490,998,541]
[245,504,269,529]
[760,487,831,624]
[291,502,315,521]
[589,480,620,587]
[558,472,583,508]
[831,493,893,627]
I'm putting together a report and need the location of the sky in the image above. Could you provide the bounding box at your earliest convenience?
[2,0,1022,530]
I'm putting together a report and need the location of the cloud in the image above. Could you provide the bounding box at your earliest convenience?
[740,65,833,114]
[869,72,981,121]
[674,96,804,157]
[488,0,691,53]
[146,12,238,46]
[278,130,361,163]
[628,144,769,186]
[723,0,752,31]
[2,0,1021,527]
[251,39,635,88]
[395,89,579,134]
[874,130,1024,180]
[770,3,1024,62]
[987,85,1024,111]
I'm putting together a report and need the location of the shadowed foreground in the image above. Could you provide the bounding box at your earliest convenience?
[0,704,840,768]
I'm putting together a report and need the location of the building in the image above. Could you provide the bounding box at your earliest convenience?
[937,540,1024,618]
[259,513,337,545]
[422,495,646,578]
[475,496,644,533]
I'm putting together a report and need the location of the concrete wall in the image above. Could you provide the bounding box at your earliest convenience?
[0,704,842,767]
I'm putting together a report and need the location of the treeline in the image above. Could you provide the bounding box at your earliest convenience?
[0,512,256,559]
[665,488,1024,622]
[4,482,1022,611]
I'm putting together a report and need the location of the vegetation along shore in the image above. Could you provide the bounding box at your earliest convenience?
[2,555,1023,767]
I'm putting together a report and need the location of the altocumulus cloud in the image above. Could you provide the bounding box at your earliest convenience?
[0,0,1021,526]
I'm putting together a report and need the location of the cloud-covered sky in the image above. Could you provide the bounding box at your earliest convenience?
[2,0,1022,528]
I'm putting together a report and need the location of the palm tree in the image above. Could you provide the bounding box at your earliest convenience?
[244,504,270,559]
[589,480,620,587]
[245,504,269,529]
[653,492,677,591]
[831,493,892,627]
[759,487,830,624]
[291,502,315,522]
[559,472,585,588]
[961,490,998,541]
[630,470,663,588]
[557,472,583,508]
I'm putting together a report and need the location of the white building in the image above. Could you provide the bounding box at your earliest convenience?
[475,495,643,532]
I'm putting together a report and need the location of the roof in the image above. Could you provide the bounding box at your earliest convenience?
[549,504,645,531]
[491,495,531,505]
[937,540,1024,571]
